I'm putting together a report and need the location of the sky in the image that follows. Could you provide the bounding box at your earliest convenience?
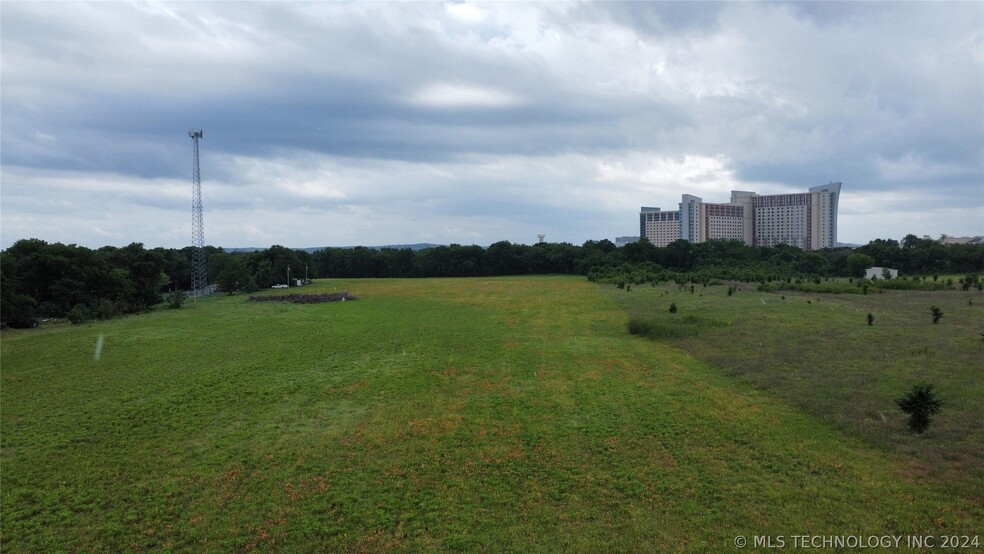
[2,1,983,250]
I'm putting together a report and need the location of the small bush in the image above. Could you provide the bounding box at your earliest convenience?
[930,306,943,324]
[627,318,653,336]
[67,304,93,325]
[867,313,874,326]
[896,383,943,433]
[669,302,678,314]
[626,317,687,339]
[242,277,258,293]
[169,290,187,309]
[93,299,120,320]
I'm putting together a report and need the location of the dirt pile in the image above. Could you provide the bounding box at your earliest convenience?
[248,292,357,304]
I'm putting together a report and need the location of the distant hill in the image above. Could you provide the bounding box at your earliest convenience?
[224,244,443,253]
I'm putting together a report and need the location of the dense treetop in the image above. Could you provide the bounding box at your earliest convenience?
[2,234,981,326]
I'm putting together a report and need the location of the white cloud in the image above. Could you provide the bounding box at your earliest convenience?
[1,2,981,249]
[445,2,487,25]
[408,82,522,109]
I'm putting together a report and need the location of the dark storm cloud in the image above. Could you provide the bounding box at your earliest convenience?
[1,1,981,249]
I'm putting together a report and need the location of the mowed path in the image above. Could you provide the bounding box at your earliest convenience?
[2,276,979,552]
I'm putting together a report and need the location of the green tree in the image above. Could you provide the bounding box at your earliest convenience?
[846,253,875,278]
[0,263,37,326]
[895,383,943,433]
[621,239,657,264]
[216,255,251,294]
[797,252,829,275]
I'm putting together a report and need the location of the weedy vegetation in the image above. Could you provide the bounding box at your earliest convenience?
[2,276,982,551]
[612,280,984,505]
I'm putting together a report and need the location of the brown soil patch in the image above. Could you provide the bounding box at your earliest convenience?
[248,292,357,304]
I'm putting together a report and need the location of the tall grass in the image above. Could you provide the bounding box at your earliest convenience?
[611,280,984,504]
[627,315,722,339]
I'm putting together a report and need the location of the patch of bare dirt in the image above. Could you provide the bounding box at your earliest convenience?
[248,292,357,304]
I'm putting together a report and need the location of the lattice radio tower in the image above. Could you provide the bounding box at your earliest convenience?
[189,130,207,298]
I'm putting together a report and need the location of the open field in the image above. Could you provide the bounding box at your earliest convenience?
[611,281,984,503]
[2,276,982,552]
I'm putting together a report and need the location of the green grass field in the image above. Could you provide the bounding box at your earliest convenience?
[2,276,981,552]
[610,281,984,504]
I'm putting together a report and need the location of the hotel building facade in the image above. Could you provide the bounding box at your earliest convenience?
[639,182,842,250]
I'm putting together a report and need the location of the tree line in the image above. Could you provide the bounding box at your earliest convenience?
[0,240,316,326]
[311,235,982,281]
[2,234,981,326]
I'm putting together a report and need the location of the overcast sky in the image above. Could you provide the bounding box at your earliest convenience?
[2,1,982,250]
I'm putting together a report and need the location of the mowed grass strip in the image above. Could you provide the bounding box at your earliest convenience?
[1,276,979,552]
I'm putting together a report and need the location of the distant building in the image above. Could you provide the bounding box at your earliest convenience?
[865,267,898,280]
[615,236,640,247]
[639,182,842,251]
[938,236,984,245]
[639,207,681,247]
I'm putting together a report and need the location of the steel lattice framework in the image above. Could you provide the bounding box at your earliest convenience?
[189,130,207,298]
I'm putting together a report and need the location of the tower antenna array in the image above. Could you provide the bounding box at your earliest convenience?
[189,130,207,298]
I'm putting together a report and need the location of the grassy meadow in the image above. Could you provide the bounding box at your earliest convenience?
[2,276,982,552]
[610,280,984,504]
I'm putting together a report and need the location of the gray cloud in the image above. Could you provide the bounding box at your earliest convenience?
[2,1,982,249]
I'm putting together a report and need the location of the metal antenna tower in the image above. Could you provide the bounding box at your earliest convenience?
[189,130,207,298]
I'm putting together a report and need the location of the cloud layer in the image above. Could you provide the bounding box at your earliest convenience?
[2,2,982,248]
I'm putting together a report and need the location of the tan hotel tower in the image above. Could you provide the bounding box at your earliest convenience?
[640,182,842,250]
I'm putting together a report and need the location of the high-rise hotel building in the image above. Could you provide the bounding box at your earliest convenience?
[639,207,682,247]
[639,182,841,250]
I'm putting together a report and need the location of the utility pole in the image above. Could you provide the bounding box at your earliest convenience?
[189,130,206,299]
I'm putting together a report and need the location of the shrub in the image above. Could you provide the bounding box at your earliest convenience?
[169,290,187,309]
[242,277,258,293]
[626,318,653,336]
[67,304,93,325]
[669,302,678,314]
[931,306,943,324]
[867,313,874,326]
[626,317,688,339]
[93,299,120,320]
[895,383,943,433]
